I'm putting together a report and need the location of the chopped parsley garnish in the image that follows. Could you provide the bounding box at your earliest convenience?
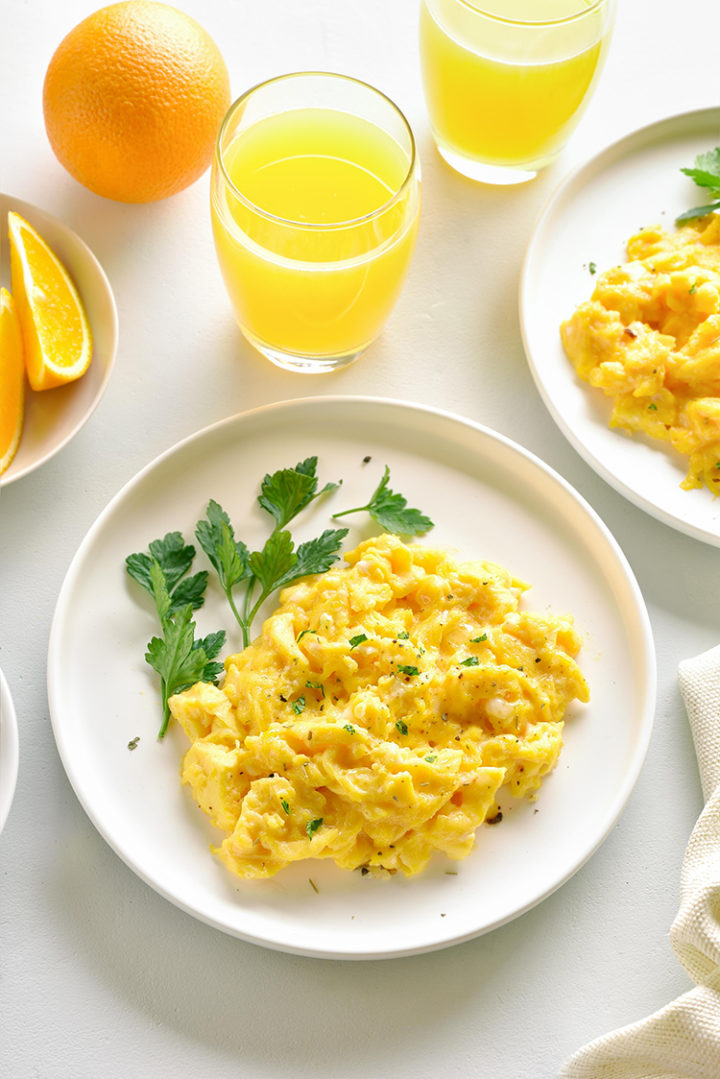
[292,696,306,715]
[424,755,437,763]
[689,282,698,294]
[333,465,434,536]
[297,629,317,642]
[305,680,324,697]
[125,532,225,738]
[589,261,597,275]
[395,720,408,736]
[397,630,410,640]
[677,147,720,223]
[306,818,323,839]
[460,656,480,667]
[344,723,356,735]
[280,799,290,814]
[127,736,140,751]
[349,633,368,649]
[470,633,488,643]
[397,664,419,676]
[648,403,658,411]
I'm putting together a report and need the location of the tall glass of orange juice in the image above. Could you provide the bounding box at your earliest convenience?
[211,73,420,372]
[419,0,615,185]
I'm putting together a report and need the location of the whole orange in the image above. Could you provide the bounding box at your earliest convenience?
[43,1,231,203]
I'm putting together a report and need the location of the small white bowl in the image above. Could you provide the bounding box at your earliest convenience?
[0,193,118,486]
[0,667,19,833]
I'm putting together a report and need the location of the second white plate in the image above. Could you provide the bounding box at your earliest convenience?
[521,106,720,546]
[48,397,655,958]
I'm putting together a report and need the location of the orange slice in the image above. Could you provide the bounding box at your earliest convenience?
[0,288,25,475]
[8,211,92,391]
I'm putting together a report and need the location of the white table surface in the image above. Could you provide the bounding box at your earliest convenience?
[2,1,718,1076]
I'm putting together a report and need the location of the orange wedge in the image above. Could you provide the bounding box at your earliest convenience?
[0,288,25,475]
[8,211,92,391]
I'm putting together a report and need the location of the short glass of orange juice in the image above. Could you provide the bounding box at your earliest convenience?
[419,0,615,185]
[211,73,421,372]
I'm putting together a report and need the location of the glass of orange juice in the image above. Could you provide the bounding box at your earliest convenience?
[419,0,615,185]
[211,72,421,373]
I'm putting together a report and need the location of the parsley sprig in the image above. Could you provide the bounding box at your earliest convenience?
[196,458,348,648]
[677,148,720,223]
[332,465,434,536]
[125,533,226,739]
[126,458,434,737]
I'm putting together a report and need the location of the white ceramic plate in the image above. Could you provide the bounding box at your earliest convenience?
[48,397,655,959]
[0,193,118,486]
[521,107,720,546]
[0,666,20,834]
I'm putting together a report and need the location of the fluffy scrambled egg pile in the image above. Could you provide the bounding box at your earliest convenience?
[170,534,589,880]
[561,214,720,492]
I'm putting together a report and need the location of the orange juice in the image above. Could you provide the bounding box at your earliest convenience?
[211,99,420,368]
[419,0,613,181]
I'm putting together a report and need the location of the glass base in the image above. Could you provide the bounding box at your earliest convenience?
[436,142,541,186]
[245,330,366,373]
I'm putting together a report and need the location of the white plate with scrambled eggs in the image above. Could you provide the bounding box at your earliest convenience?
[521,107,720,546]
[48,397,654,958]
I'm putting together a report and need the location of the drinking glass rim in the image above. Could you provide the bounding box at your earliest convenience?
[214,71,418,231]
[453,0,608,27]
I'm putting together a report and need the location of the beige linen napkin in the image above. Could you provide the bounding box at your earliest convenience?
[559,644,720,1079]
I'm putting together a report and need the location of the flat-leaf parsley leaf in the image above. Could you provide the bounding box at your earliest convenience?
[125,533,225,738]
[677,147,720,223]
[259,456,339,529]
[196,459,347,648]
[333,465,433,536]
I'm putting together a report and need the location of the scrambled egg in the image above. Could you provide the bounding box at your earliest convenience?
[170,534,589,880]
[561,214,720,493]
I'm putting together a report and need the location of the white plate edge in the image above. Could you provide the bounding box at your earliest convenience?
[0,666,20,834]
